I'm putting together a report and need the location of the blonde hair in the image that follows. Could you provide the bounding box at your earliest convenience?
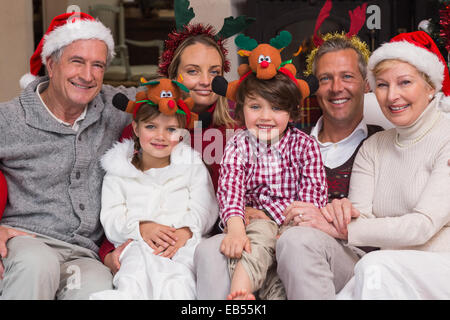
[167,34,235,128]
[372,59,435,89]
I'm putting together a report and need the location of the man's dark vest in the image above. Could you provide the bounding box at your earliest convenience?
[299,124,384,201]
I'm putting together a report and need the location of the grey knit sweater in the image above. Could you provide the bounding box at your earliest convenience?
[0,77,136,253]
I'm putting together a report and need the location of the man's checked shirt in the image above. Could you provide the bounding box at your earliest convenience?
[217,126,328,226]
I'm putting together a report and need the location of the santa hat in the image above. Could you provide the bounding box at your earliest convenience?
[368,31,450,111]
[20,12,115,89]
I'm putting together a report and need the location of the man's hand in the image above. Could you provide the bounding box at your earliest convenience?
[292,208,348,240]
[103,239,132,275]
[244,207,270,226]
[0,226,33,279]
[283,201,321,225]
[154,227,193,259]
[139,221,178,250]
[283,201,347,240]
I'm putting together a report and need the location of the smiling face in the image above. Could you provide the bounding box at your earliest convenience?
[315,49,367,126]
[177,42,223,112]
[243,93,291,143]
[132,112,183,169]
[46,39,107,110]
[373,60,435,127]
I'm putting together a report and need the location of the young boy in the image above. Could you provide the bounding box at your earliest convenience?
[216,72,328,299]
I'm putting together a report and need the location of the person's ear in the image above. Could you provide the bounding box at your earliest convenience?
[428,86,436,101]
[364,79,370,93]
[132,120,139,137]
[46,56,55,78]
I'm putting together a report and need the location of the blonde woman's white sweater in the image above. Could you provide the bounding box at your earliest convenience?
[347,96,450,252]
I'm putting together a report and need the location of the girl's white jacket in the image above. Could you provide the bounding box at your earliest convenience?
[99,139,219,247]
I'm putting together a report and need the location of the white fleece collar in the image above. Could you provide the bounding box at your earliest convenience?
[100,139,203,179]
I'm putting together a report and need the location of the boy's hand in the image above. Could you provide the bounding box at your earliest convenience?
[139,221,178,251]
[220,217,251,259]
[155,227,193,259]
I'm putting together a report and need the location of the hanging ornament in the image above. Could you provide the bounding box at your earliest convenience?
[418,19,432,34]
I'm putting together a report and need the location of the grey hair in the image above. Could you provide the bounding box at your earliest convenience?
[48,43,112,66]
[312,37,368,79]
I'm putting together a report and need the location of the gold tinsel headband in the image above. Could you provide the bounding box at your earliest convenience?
[304,32,371,76]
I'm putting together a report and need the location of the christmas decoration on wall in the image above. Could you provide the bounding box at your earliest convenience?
[427,0,450,67]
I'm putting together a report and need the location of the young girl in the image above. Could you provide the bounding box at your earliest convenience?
[90,101,218,300]
[216,72,328,300]
[99,27,241,272]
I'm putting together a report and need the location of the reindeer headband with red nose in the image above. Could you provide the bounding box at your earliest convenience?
[111,78,198,129]
[211,30,319,105]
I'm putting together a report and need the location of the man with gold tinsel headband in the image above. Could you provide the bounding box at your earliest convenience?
[271,0,385,300]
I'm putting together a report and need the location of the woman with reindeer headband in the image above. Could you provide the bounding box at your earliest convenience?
[99,0,254,276]
[197,30,326,300]
[89,79,218,300]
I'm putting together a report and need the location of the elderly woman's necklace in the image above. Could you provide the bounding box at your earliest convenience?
[394,110,441,147]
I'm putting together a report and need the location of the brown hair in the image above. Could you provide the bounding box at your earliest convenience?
[167,34,235,128]
[131,104,186,171]
[234,72,303,123]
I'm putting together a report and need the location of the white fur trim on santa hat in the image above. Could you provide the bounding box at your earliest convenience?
[438,93,450,112]
[41,19,115,65]
[368,41,444,93]
[19,73,39,90]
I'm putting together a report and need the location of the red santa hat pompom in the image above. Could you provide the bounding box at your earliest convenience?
[368,31,450,112]
[20,12,115,89]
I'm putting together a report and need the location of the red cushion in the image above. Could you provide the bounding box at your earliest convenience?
[0,171,7,218]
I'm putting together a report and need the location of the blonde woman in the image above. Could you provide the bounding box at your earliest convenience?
[323,31,450,299]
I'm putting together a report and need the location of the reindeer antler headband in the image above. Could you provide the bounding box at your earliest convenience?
[158,0,255,77]
[304,0,371,76]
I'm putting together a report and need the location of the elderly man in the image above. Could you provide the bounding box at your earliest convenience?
[0,12,137,299]
[194,34,383,300]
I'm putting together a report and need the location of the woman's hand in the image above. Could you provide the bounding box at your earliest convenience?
[220,216,251,259]
[154,227,193,259]
[139,221,178,251]
[320,198,360,235]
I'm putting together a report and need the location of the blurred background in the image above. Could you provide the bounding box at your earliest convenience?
[1,0,448,103]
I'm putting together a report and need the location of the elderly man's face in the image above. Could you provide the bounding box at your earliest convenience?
[315,49,367,125]
[46,39,107,109]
